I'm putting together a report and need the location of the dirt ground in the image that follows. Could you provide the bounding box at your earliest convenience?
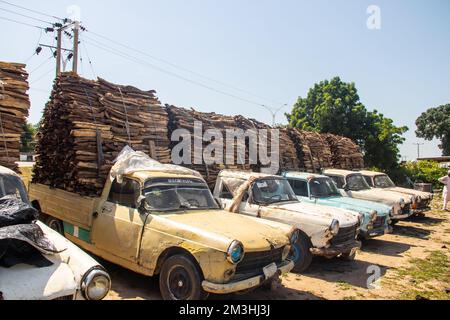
[105,197,450,301]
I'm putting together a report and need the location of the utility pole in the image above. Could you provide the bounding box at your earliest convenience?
[56,28,62,76]
[72,21,80,74]
[413,143,424,159]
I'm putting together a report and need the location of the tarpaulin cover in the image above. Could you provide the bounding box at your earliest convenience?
[0,196,59,268]
[110,145,203,183]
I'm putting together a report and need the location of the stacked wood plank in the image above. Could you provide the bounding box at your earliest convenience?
[323,133,365,170]
[33,73,170,196]
[0,62,30,171]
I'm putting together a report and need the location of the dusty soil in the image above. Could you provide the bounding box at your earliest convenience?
[105,197,450,300]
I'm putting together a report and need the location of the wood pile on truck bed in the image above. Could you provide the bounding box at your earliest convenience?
[0,62,30,171]
[33,73,171,196]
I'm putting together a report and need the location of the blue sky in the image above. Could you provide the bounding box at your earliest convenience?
[1,0,449,161]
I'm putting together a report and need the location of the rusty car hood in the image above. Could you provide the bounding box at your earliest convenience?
[349,189,412,206]
[151,210,291,253]
[382,187,433,200]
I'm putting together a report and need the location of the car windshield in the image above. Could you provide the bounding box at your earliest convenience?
[374,175,396,188]
[143,178,219,212]
[252,178,298,205]
[0,174,28,203]
[309,178,342,198]
[347,174,371,191]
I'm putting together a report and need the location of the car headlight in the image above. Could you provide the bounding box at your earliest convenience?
[289,228,300,245]
[227,240,245,264]
[400,198,405,208]
[330,219,340,236]
[81,267,111,301]
[370,210,378,222]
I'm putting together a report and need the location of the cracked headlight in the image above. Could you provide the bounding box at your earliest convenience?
[400,198,406,208]
[227,240,245,264]
[81,267,111,301]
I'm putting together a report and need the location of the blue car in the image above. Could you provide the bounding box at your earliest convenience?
[282,172,392,239]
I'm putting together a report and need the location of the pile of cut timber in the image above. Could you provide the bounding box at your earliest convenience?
[0,62,30,171]
[323,134,364,170]
[33,73,170,196]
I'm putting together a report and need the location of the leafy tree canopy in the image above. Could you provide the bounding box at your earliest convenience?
[416,104,450,156]
[286,77,408,171]
[20,122,38,153]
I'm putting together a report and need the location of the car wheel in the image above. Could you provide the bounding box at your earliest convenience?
[159,254,209,301]
[45,216,64,235]
[291,233,313,273]
[340,250,357,261]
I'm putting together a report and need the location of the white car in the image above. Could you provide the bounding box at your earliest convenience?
[323,169,414,222]
[0,165,111,300]
[213,170,362,273]
[360,170,433,214]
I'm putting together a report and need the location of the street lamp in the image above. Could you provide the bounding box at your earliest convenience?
[261,104,288,127]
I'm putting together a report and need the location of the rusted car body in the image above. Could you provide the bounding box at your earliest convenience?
[360,170,433,214]
[213,170,361,272]
[29,153,295,300]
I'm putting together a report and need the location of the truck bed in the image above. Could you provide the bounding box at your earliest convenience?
[29,184,99,231]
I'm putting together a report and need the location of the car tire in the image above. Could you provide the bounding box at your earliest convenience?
[291,233,313,273]
[340,250,357,261]
[45,216,64,235]
[159,254,209,301]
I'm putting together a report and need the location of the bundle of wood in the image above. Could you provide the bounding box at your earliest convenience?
[323,133,365,170]
[287,128,315,172]
[0,62,30,171]
[299,130,332,171]
[33,73,171,196]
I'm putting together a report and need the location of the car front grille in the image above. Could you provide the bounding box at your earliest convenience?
[235,247,284,276]
[330,225,358,246]
[417,200,431,210]
[373,216,387,229]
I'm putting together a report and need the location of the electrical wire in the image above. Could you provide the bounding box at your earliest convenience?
[29,55,53,74]
[0,6,53,25]
[0,0,63,21]
[0,15,44,29]
[83,38,267,107]
[85,30,285,106]
[81,35,97,78]
[30,67,55,85]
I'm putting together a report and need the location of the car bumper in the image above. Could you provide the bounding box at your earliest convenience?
[360,227,386,239]
[412,208,431,215]
[201,260,294,294]
[391,211,414,221]
[310,240,361,258]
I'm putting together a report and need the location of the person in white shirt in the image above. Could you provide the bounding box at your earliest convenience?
[439,170,450,211]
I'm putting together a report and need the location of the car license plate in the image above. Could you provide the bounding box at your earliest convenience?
[263,263,277,279]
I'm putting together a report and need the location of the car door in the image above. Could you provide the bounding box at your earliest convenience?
[91,178,147,263]
[217,181,259,217]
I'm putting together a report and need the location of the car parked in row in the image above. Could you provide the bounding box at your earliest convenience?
[214,170,362,273]
[29,148,296,300]
[323,169,414,223]
[0,165,111,301]
[282,172,392,239]
[360,170,433,215]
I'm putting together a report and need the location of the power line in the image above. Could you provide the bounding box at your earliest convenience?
[29,56,54,74]
[83,38,267,107]
[86,29,285,106]
[0,0,63,21]
[0,15,44,29]
[30,67,55,85]
[0,6,53,25]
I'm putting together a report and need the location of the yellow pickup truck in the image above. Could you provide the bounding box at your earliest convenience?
[29,151,296,300]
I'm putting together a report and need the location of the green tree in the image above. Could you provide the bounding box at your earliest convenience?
[20,122,38,153]
[415,104,450,156]
[286,77,408,171]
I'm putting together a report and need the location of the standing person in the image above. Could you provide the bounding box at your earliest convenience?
[439,170,450,211]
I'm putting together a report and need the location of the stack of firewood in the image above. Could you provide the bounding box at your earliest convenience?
[0,62,30,171]
[323,133,364,170]
[33,73,171,196]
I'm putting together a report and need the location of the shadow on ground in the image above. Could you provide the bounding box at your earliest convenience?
[393,225,432,240]
[300,257,389,289]
[361,239,413,257]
